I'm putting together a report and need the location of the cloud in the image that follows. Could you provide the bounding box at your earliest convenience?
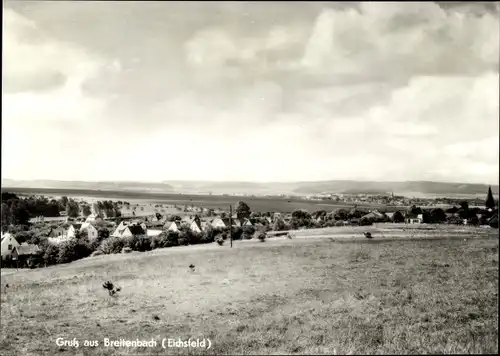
[2,8,119,180]
[2,2,499,183]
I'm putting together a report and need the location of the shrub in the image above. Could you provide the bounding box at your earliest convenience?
[124,234,152,252]
[42,243,59,266]
[100,236,127,255]
[216,236,224,246]
[242,226,256,235]
[178,237,188,246]
[231,227,243,240]
[56,239,91,264]
[359,218,374,226]
[273,219,286,231]
[243,231,253,239]
[256,232,266,242]
[121,247,132,254]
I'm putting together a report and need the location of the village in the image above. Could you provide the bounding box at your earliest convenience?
[1,186,498,269]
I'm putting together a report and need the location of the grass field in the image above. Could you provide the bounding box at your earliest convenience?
[1,229,498,355]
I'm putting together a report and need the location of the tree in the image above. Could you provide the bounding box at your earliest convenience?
[313,210,327,219]
[235,201,251,219]
[430,208,446,223]
[291,209,311,220]
[66,199,80,218]
[273,219,286,231]
[393,211,405,223]
[11,200,31,225]
[486,186,496,210]
[82,205,92,217]
[334,209,349,221]
[410,205,423,216]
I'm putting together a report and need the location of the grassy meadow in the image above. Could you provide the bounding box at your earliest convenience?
[1,228,498,355]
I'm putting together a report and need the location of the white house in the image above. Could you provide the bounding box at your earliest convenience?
[147,229,163,237]
[1,233,20,259]
[242,219,253,227]
[211,218,230,229]
[85,214,101,223]
[190,219,203,233]
[113,224,147,238]
[80,223,99,240]
[165,221,182,232]
[406,214,423,224]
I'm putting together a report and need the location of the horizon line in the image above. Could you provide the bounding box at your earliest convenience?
[2,177,498,186]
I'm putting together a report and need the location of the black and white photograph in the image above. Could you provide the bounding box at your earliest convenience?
[1,1,499,355]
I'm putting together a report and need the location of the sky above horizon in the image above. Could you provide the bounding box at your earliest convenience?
[3,1,499,184]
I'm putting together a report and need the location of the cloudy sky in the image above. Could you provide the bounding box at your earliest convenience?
[3,1,499,183]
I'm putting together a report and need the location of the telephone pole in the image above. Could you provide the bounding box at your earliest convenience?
[229,205,233,248]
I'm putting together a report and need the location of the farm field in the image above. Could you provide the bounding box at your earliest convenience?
[1,228,498,355]
[3,187,405,213]
[286,223,498,241]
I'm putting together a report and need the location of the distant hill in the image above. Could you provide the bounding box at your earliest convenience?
[1,179,174,193]
[2,178,498,198]
[290,180,499,196]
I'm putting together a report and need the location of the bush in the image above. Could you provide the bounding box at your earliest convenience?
[359,218,374,226]
[216,236,224,246]
[124,234,152,252]
[231,227,243,240]
[42,243,59,266]
[121,247,132,254]
[178,237,188,246]
[57,239,91,264]
[242,226,256,235]
[256,232,266,242]
[100,236,127,255]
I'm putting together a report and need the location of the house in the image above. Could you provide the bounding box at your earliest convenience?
[85,214,101,223]
[165,221,182,232]
[67,224,83,238]
[113,224,147,238]
[211,218,231,229]
[146,229,163,237]
[48,226,67,238]
[11,243,40,267]
[80,223,99,240]
[406,213,423,224]
[241,219,254,227]
[190,219,203,233]
[1,233,20,259]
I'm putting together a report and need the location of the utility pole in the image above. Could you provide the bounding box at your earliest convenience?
[229,205,233,248]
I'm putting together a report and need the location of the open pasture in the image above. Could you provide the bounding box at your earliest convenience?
[1,229,498,355]
[287,223,497,241]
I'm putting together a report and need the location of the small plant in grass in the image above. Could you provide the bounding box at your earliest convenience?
[256,232,266,242]
[102,281,122,297]
[216,236,225,246]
